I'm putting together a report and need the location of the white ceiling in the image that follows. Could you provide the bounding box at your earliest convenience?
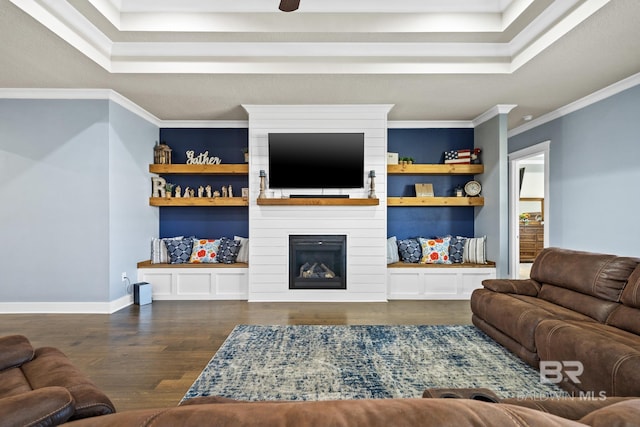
[1,0,639,129]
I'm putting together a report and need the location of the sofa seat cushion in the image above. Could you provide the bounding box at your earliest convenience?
[20,347,116,419]
[471,289,594,353]
[535,320,640,396]
[606,304,640,335]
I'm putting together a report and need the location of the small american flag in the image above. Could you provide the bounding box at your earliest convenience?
[444,149,471,164]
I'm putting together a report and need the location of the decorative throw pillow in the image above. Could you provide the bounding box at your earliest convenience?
[218,237,242,264]
[387,236,400,264]
[449,236,467,264]
[418,236,452,264]
[165,237,195,264]
[397,238,421,263]
[189,238,221,263]
[150,236,184,264]
[463,236,487,264]
[234,235,249,263]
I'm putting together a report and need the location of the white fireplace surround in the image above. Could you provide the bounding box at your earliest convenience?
[243,105,392,302]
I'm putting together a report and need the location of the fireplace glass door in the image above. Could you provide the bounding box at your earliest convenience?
[289,235,346,290]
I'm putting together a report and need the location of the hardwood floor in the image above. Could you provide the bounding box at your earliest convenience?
[0,300,472,412]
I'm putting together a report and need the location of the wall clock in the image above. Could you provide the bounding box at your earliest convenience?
[464,180,482,197]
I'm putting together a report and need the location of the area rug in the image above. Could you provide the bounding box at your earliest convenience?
[183,325,566,402]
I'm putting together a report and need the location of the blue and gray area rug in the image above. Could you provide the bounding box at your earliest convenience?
[183,324,565,402]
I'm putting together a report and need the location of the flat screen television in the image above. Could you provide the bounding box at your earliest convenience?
[268,133,365,189]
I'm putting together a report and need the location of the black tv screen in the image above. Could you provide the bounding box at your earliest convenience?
[268,133,365,189]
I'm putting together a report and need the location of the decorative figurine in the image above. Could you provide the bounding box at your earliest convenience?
[205,185,212,198]
[228,185,233,198]
[258,170,267,199]
[151,177,166,198]
[198,186,204,197]
[213,190,221,197]
[184,187,191,198]
[153,141,172,164]
[368,170,376,199]
[222,186,228,198]
[174,185,181,198]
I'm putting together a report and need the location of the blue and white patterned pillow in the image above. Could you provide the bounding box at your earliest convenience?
[165,237,195,264]
[218,237,242,264]
[449,236,467,264]
[397,238,421,263]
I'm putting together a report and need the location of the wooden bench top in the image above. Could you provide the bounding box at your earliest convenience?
[137,260,248,269]
[387,261,495,268]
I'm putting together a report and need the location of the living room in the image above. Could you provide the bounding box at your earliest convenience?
[1,1,640,425]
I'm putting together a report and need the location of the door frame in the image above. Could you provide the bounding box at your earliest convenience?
[508,140,550,278]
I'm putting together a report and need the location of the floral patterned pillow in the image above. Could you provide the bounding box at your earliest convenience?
[189,239,221,263]
[418,236,452,264]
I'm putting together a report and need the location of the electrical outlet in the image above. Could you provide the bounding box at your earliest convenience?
[121,272,127,282]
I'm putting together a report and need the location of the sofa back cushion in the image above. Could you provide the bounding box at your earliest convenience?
[538,285,620,322]
[620,264,640,308]
[531,248,639,302]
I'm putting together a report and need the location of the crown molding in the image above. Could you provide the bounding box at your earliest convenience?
[0,88,161,126]
[387,121,473,129]
[473,104,518,127]
[508,71,640,138]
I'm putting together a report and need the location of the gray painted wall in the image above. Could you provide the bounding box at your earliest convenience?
[509,84,640,257]
[0,99,158,304]
[108,101,159,301]
[475,114,510,277]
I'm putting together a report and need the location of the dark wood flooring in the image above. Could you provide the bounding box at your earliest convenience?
[0,300,472,412]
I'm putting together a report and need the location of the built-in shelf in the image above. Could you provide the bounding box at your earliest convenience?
[387,197,484,207]
[257,198,379,206]
[149,197,249,207]
[387,164,483,175]
[149,164,248,175]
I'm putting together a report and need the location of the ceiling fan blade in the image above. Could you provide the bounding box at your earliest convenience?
[279,0,300,12]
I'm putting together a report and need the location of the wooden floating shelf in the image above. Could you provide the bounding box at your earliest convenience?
[257,198,379,206]
[149,164,249,175]
[387,197,484,207]
[387,164,483,175]
[149,197,248,207]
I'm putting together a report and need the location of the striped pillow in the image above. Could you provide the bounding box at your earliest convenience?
[462,236,487,264]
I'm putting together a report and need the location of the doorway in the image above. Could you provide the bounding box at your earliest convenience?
[508,141,550,279]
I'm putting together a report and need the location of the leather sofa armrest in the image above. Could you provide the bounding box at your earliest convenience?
[481,279,540,296]
[0,335,35,371]
[0,386,75,427]
[500,397,635,421]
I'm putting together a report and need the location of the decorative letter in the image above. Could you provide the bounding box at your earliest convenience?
[151,177,166,197]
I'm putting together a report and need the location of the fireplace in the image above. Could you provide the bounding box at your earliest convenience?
[289,235,347,290]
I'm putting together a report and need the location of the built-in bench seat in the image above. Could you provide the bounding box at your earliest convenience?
[137,260,248,268]
[387,261,496,300]
[137,260,249,300]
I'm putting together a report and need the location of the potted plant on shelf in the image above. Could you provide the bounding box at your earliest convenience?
[165,183,174,198]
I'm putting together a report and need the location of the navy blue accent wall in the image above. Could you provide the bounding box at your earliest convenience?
[387,128,475,240]
[158,128,249,239]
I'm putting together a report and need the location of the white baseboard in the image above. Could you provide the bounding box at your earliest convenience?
[0,295,133,314]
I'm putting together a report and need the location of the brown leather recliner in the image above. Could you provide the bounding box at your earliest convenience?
[0,335,115,427]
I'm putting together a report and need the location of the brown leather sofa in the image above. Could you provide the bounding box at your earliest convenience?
[0,334,115,427]
[471,247,640,397]
[3,333,640,426]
